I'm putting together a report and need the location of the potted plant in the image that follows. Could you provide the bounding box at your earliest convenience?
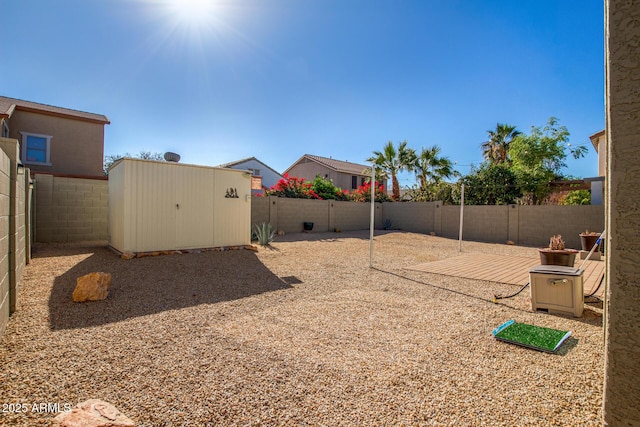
[538,234,578,266]
[303,221,314,231]
[579,230,601,252]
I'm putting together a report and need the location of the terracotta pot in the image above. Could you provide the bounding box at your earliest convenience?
[580,234,601,252]
[538,249,578,267]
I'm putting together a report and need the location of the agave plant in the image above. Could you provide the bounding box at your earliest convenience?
[253,222,276,247]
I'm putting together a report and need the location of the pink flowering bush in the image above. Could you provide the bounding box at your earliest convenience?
[349,182,391,203]
[265,173,321,199]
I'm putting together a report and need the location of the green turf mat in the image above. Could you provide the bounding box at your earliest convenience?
[492,320,571,353]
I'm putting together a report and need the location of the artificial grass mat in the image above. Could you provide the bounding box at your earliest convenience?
[492,320,571,353]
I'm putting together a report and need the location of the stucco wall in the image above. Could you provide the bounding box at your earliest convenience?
[7,110,105,177]
[286,161,366,191]
[604,0,640,424]
[34,174,108,242]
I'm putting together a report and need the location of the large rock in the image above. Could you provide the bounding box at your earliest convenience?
[72,272,112,302]
[53,399,135,427]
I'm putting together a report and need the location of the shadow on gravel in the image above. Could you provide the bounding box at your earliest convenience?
[48,247,292,330]
[272,229,396,243]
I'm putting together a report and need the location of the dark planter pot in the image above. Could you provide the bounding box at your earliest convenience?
[538,249,578,267]
[580,234,601,252]
[303,222,314,231]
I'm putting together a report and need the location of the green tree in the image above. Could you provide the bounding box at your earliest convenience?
[481,123,521,165]
[562,189,591,205]
[367,140,416,201]
[509,117,587,203]
[103,151,165,175]
[461,163,521,205]
[311,175,341,200]
[412,145,456,188]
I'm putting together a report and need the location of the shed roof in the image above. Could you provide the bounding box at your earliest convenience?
[0,96,110,124]
[285,154,370,175]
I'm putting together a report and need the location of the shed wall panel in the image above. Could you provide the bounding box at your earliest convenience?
[107,161,125,250]
[109,159,251,253]
[213,169,251,247]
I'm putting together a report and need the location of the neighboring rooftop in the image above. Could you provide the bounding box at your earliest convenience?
[216,156,283,177]
[589,129,605,152]
[0,96,110,124]
[286,154,370,175]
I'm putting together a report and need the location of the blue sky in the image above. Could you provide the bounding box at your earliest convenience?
[2,0,604,186]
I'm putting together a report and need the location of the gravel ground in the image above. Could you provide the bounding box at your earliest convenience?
[0,231,604,426]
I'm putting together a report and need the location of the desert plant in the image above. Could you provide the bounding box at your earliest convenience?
[383,218,393,230]
[562,189,591,205]
[253,222,276,247]
[581,229,600,236]
[548,234,565,250]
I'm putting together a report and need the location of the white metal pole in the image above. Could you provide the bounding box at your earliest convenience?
[458,183,465,252]
[370,165,375,268]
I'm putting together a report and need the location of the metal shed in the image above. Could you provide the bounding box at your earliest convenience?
[108,158,251,253]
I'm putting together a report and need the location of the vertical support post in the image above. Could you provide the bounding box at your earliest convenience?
[458,183,465,252]
[369,165,375,268]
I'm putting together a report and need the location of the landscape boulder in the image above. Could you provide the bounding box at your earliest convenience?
[72,272,112,302]
[53,399,135,427]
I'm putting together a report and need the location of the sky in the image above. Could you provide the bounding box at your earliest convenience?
[1,0,604,187]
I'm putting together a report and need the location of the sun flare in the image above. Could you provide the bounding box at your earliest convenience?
[167,0,215,27]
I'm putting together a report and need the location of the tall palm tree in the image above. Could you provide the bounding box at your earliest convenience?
[481,123,521,165]
[367,140,416,201]
[413,145,456,188]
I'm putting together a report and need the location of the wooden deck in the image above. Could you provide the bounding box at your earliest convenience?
[407,253,605,298]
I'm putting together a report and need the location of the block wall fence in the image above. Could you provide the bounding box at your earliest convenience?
[33,174,108,243]
[29,180,604,251]
[0,138,30,338]
[251,197,604,249]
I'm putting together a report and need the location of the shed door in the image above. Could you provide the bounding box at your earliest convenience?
[174,167,215,249]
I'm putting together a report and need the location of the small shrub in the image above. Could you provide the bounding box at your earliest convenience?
[562,189,591,205]
[253,222,276,247]
[383,218,393,230]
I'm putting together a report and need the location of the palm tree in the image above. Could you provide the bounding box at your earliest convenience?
[481,123,521,165]
[367,140,416,201]
[412,145,456,188]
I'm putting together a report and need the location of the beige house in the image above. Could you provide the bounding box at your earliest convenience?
[285,154,381,191]
[587,129,606,205]
[0,96,110,178]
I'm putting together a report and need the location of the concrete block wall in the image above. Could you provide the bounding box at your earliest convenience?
[248,197,605,247]
[34,174,108,242]
[382,202,438,234]
[250,196,383,233]
[0,148,10,336]
[0,137,29,338]
[332,200,380,231]
[517,205,605,249]
[278,198,330,233]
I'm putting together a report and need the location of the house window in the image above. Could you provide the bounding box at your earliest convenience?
[2,121,8,138]
[253,169,260,176]
[21,132,52,166]
[351,175,358,189]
